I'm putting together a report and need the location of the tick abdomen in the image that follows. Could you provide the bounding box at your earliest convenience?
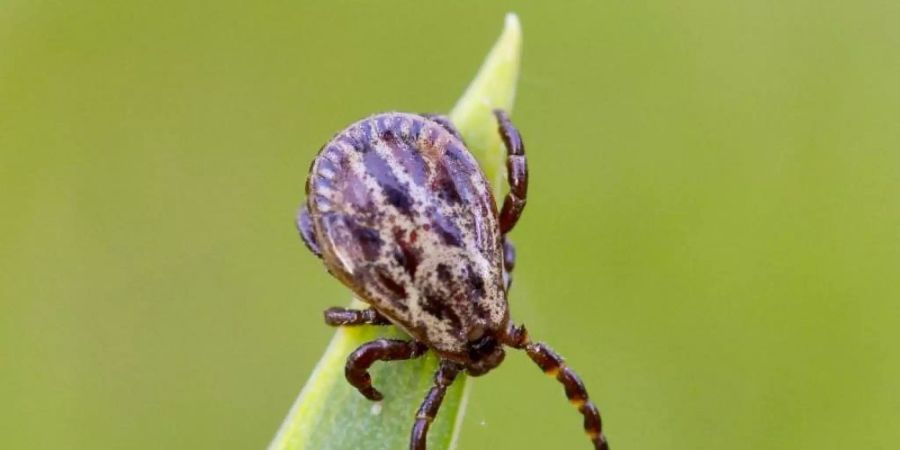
[306,113,507,356]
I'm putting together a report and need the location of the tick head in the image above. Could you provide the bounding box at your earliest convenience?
[464,330,506,376]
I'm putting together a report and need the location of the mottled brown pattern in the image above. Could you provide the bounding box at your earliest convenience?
[305,113,506,360]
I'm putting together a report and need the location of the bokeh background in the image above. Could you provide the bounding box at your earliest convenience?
[2,2,899,449]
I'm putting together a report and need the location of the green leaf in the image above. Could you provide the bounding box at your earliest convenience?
[269,13,522,450]
[451,12,523,197]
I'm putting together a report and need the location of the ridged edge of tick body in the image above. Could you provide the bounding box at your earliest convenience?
[305,113,507,356]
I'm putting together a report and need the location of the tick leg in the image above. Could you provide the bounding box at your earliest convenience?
[525,342,609,450]
[493,109,528,235]
[324,307,391,326]
[410,360,463,450]
[296,205,321,258]
[346,339,428,401]
[503,237,517,291]
[420,113,464,141]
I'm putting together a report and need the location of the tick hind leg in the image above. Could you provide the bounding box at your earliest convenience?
[493,109,528,235]
[506,326,609,450]
[410,360,463,450]
[528,343,609,449]
[296,205,321,258]
[346,339,428,401]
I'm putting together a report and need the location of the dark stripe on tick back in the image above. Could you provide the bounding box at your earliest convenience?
[363,150,414,215]
[362,270,409,311]
[385,139,428,186]
[422,291,463,329]
[396,144,430,187]
[465,263,486,299]
[392,228,421,277]
[432,159,462,204]
[442,143,479,204]
[429,208,464,247]
[379,123,430,187]
[340,215,383,261]
[374,267,408,300]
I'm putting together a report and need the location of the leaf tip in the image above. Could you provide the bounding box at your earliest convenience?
[503,12,522,45]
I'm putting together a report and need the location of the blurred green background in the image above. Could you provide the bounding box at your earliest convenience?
[2,1,899,449]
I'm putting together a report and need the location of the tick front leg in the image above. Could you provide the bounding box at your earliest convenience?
[493,109,528,235]
[324,307,391,326]
[525,342,609,450]
[346,339,428,401]
[410,360,463,450]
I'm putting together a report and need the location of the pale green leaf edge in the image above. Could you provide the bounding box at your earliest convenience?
[269,13,521,450]
[451,12,522,199]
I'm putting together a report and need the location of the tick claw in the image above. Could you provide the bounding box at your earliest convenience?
[361,388,383,401]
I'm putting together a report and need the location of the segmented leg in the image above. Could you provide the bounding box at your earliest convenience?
[500,324,608,449]
[410,360,463,450]
[493,109,528,235]
[420,113,464,141]
[346,339,428,401]
[296,205,321,258]
[526,343,609,450]
[324,307,391,326]
[503,236,517,291]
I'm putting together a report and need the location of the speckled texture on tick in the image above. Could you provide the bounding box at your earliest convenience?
[305,113,508,360]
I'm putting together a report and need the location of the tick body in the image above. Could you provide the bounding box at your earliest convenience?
[298,111,609,450]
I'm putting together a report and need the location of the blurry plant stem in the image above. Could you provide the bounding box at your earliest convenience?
[268,13,521,450]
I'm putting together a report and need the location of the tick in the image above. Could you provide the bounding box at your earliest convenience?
[297,110,609,450]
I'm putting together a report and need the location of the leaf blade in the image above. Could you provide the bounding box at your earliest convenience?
[451,12,522,196]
